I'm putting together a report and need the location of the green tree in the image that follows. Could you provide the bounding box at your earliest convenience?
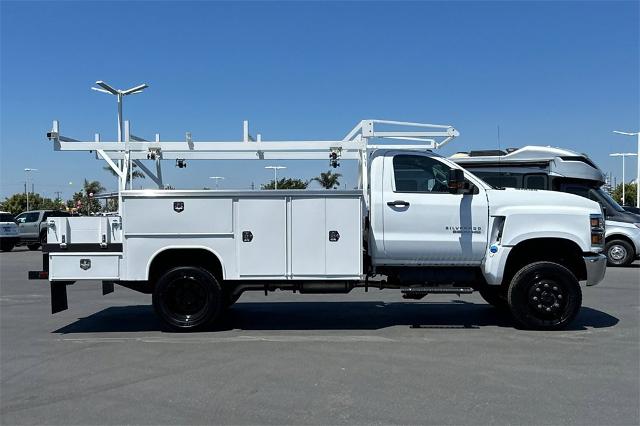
[261,178,308,190]
[70,179,106,214]
[0,193,65,215]
[311,170,342,189]
[611,183,638,206]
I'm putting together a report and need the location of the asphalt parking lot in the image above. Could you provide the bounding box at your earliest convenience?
[1,248,638,425]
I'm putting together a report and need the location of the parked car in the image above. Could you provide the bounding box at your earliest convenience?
[0,211,19,252]
[15,210,71,250]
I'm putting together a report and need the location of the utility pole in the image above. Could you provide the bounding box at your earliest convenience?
[24,168,38,211]
[265,166,286,189]
[54,191,62,200]
[613,130,640,208]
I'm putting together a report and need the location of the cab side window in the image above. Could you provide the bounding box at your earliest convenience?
[393,155,452,193]
[25,212,40,222]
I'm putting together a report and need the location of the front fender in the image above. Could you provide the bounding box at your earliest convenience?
[500,214,591,252]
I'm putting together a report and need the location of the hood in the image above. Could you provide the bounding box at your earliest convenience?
[486,188,602,216]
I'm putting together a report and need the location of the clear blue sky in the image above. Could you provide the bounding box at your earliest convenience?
[1,1,638,200]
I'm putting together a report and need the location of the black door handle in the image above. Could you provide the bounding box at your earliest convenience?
[387,200,410,207]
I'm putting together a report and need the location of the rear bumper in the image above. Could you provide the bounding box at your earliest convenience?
[583,253,607,286]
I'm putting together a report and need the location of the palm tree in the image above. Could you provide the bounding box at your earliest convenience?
[103,163,146,184]
[83,179,105,195]
[312,171,342,189]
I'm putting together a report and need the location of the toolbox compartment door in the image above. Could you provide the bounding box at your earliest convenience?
[237,199,287,277]
[49,254,120,280]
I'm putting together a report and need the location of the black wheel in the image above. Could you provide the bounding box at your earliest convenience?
[0,242,15,252]
[604,239,634,266]
[152,266,223,331]
[27,244,40,251]
[507,261,582,330]
[477,284,508,310]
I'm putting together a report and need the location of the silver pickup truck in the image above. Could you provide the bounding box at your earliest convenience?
[15,210,71,250]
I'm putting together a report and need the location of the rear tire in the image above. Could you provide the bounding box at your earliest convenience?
[40,231,47,246]
[507,261,582,330]
[27,244,40,251]
[152,266,223,331]
[604,239,634,266]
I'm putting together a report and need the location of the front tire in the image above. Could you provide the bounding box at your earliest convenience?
[152,266,223,331]
[604,239,634,266]
[507,261,582,330]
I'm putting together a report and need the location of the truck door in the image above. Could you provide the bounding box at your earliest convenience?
[381,153,489,264]
[17,212,40,241]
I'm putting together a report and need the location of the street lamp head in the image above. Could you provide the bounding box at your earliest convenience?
[92,81,149,96]
[610,153,638,157]
[24,168,38,172]
[613,130,639,136]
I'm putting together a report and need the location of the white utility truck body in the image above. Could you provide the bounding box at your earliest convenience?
[32,117,607,331]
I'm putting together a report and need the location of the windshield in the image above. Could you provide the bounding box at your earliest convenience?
[595,188,626,213]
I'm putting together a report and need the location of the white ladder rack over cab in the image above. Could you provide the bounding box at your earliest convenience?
[45,119,459,207]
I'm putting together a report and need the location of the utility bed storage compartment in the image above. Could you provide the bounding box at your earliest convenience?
[49,253,121,280]
[119,190,363,280]
[290,197,362,277]
[47,216,122,246]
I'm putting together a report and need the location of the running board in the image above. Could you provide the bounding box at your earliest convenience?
[401,287,474,299]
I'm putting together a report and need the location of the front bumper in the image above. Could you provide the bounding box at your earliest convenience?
[583,253,607,286]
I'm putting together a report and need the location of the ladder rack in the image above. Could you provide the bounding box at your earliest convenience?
[45,118,459,210]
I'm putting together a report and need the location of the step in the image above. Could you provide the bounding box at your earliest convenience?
[401,287,474,295]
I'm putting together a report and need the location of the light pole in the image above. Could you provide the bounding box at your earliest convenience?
[610,153,638,205]
[209,176,225,190]
[613,130,640,208]
[24,168,38,211]
[91,80,149,192]
[265,166,286,189]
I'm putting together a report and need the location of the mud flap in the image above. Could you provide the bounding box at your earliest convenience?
[51,282,69,314]
[102,281,114,295]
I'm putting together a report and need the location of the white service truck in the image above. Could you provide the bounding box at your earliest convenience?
[30,118,607,331]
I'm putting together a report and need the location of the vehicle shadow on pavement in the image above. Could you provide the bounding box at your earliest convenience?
[52,301,619,334]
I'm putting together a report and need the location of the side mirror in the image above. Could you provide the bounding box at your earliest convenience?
[448,169,465,194]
